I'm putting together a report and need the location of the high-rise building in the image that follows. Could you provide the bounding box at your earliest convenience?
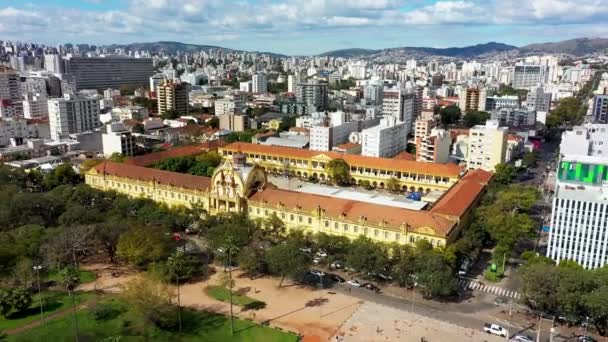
[22,93,49,119]
[361,116,407,158]
[491,108,536,127]
[157,80,190,117]
[287,74,299,93]
[382,87,415,136]
[219,114,250,132]
[296,80,328,114]
[526,85,552,112]
[547,126,608,268]
[48,93,101,140]
[458,87,486,113]
[252,73,268,93]
[44,54,65,74]
[484,95,520,111]
[149,74,165,95]
[591,95,608,124]
[65,56,153,90]
[364,83,383,105]
[239,81,252,93]
[512,65,545,89]
[416,128,451,164]
[309,111,360,151]
[102,123,136,157]
[0,66,22,118]
[466,120,507,172]
[215,96,245,116]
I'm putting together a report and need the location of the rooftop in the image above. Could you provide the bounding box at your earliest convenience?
[125,140,227,167]
[431,169,493,217]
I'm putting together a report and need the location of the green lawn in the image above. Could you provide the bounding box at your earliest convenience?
[46,269,96,284]
[0,291,95,331]
[7,297,297,342]
[205,286,265,308]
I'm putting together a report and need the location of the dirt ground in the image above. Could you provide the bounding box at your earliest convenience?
[77,264,361,341]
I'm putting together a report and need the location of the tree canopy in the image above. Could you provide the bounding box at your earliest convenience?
[325,159,351,186]
[439,105,461,126]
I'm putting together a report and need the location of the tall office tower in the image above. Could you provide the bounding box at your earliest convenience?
[149,74,165,95]
[431,74,444,87]
[512,65,545,89]
[252,73,268,93]
[591,95,608,123]
[22,93,49,119]
[296,80,328,114]
[382,87,415,136]
[547,125,608,269]
[287,74,299,93]
[65,56,153,90]
[413,86,423,121]
[466,120,507,172]
[157,80,190,117]
[0,66,22,118]
[48,93,101,140]
[44,54,65,74]
[9,55,26,72]
[429,59,439,74]
[526,85,553,112]
[364,83,384,105]
[458,87,486,113]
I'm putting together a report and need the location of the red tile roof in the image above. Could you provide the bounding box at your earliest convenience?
[393,151,416,161]
[335,142,360,150]
[430,169,493,217]
[125,140,227,167]
[222,142,462,178]
[94,161,211,191]
[249,187,456,236]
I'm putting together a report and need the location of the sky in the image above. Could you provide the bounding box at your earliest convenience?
[0,0,607,55]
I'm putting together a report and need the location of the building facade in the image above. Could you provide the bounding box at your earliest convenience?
[296,80,328,114]
[591,95,608,124]
[361,116,408,158]
[102,123,136,157]
[466,120,507,172]
[0,66,22,118]
[65,56,153,90]
[512,65,545,89]
[157,80,190,117]
[48,93,101,140]
[252,73,268,94]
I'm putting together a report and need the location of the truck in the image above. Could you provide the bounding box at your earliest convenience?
[483,323,508,337]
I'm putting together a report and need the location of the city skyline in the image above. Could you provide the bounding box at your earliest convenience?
[1,0,607,55]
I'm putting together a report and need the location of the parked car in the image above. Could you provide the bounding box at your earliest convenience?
[377,273,393,281]
[330,261,343,269]
[329,274,345,283]
[512,333,533,342]
[577,336,596,342]
[299,247,312,254]
[313,257,321,265]
[483,323,507,337]
[315,250,328,258]
[346,279,361,287]
[458,259,471,276]
[310,269,325,277]
[362,283,380,292]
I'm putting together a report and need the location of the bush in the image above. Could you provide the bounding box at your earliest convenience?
[90,302,123,321]
[147,304,179,331]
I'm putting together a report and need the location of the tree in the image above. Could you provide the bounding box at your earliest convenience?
[237,246,265,279]
[132,123,145,134]
[522,150,539,169]
[556,262,594,320]
[262,213,286,242]
[520,262,559,312]
[44,164,80,190]
[121,275,177,330]
[162,109,182,120]
[386,177,401,192]
[42,225,95,268]
[439,105,461,126]
[325,159,351,186]
[94,221,127,263]
[346,237,390,274]
[547,96,583,128]
[266,241,309,287]
[391,245,417,287]
[0,289,32,318]
[493,163,516,185]
[314,233,351,259]
[414,251,457,299]
[108,153,126,163]
[462,111,490,127]
[116,225,171,267]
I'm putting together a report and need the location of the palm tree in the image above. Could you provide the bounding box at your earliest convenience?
[59,266,80,342]
[167,251,186,334]
[223,237,240,336]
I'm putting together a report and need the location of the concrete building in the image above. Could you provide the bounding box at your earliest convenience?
[361,116,407,158]
[547,154,608,269]
[111,106,149,122]
[157,80,190,117]
[466,120,507,172]
[215,96,245,116]
[219,114,251,132]
[296,80,328,114]
[591,95,608,124]
[364,83,384,105]
[414,118,437,142]
[491,107,536,127]
[309,112,360,152]
[149,74,165,95]
[0,66,22,118]
[65,56,153,90]
[0,119,28,146]
[382,87,415,136]
[239,81,252,93]
[512,65,545,89]
[560,124,608,157]
[484,95,520,111]
[287,74,299,93]
[48,93,101,140]
[44,54,64,74]
[102,122,136,157]
[458,87,486,113]
[526,85,552,112]
[22,93,49,119]
[416,128,451,164]
[252,73,268,94]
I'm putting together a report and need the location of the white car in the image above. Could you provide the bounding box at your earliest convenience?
[346,279,361,287]
[512,334,533,342]
[315,250,328,258]
[483,323,507,337]
[299,247,312,254]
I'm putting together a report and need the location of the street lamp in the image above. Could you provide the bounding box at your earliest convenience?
[583,316,589,338]
[32,265,44,325]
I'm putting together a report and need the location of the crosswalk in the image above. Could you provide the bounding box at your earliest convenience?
[457,278,521,300]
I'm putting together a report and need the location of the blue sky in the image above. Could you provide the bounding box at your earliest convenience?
[0,0,606,55]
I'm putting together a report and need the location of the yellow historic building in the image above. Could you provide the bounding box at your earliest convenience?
[85,153,483,247]
[219,142,462,192]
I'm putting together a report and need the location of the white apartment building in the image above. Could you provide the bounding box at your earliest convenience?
[287,74,298,93]
[364,83,383,105]
[512,65,546,89]
[416,128,451,164]
[560,124,608,157]
[48,93,101,140]
[0,66,22,118]
[382,87,415,136]
[111,106,149,122]
[526,85,552,112]
[361,116,407,158]
[239,81,252,93]
[22,93,49,119]
[414,118,437,142]
[44,54,64,74]
[215,96,245,117]
[310,121,359,152]
[466,120,507,172]
[547,154,608,269]
[102,122,136,157]
[252,73,268,93]
[0,119,28,145]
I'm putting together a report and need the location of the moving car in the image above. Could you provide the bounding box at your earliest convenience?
[483,323,507,337]
[362,283,380,292]
[458,259,471,276]
[346,279,361,287]
[512,333,533,342]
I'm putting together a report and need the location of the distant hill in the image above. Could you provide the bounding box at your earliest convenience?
[318,42,517,58]
[104,41,286,57]
[520,38,608,55]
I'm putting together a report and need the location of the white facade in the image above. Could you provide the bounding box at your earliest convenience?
[111,106,149,122]
[0,119,28,145]
[102,123,136,157]
[48,93,101,140]
[466,120,508,172]
[287,74,298,93]
[22,93,49,119]
[560,124,608,157]
[0,67,22,118]
[215,96,244,116]
[361,116,407,158]
[252,73,267,93]
[239,81,252,93]
[382,87,415,137]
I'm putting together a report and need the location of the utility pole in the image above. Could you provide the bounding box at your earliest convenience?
[507,299,513,340]
[502,252,507,277]
[33,265,44,325]
[228,251,234,336]
[411,284,415,314]
[536,314,542,342]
